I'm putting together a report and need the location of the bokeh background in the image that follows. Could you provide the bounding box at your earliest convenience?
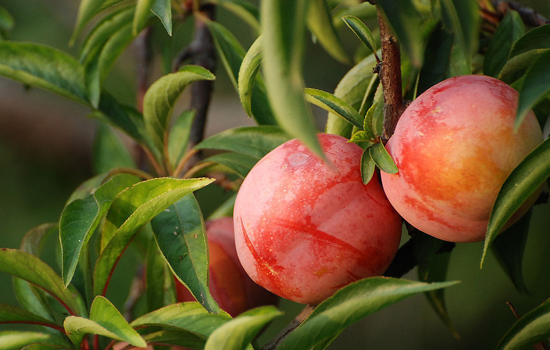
[1,1,550,349]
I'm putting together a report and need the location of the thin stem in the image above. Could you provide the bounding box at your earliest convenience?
[261,306,315,350]
[173,148,199,178]
[377,8,405,141]
[104,167,154,181]
[182,161,215,178]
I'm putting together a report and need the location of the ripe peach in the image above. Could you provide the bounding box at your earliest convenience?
[233,134,403,305]
[175,217,278,317]
[380,75,543,243]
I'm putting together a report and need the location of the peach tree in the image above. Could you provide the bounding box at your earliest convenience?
[1,0,550,349]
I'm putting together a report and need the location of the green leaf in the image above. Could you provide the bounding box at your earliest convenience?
[146,234,176,312]
[131,302,231,336]
[496,299,550,350]
[205,306,283,350]
[278,278,459,350]
[151,0,173,36]
[370,100,384,138]
[499,50,550,83]
[349,131,375,144]
[204,152,259,178]
[0,42,88,105]
[94,177,215,296]
[64,296,146,348]
[377,0,424,68]
[60,173,140,287]
[492,209,532,294]
[21,344,70,350]
[261,0,324,160]
[0,6,14,34]
[482,137,550,267]
[195,126,290,159]
[168,110,196,169]
[440,0,479,75]
[369,142,398,174]
[208,193,237,220]
[0,331,70,350]
[206,20,276,125]
[360,148,376,185]
[133,0,154,35]
[142,330,206,349]
[332,2,377,28]
[151,194,220,314]
[85,23,136,107]
[0,303,62,330]
[238,36,263,118]
[307,0,351,65]
[342,16,377,56]
[515,50,550,130]
[483,10,524,78]
[72,0,111,43]
[214,0,260,35]
[417,22,454,95]
[143,65,215,160]
[93,123,137,174]
[326,54,378,137]
[305,88,363,129]
[509,24,550,58]
[0,249,86,317]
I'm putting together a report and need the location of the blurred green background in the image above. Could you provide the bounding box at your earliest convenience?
[1,1,550,349]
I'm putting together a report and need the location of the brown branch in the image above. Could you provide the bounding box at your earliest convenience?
[173,4,217,175]
[377,9,405,141]
[493,1,549,27]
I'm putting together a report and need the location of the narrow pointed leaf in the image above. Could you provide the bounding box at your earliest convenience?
[143,65,215,157]
[195,126,290,159]
[482,137,550,267]
[0,303,62,330]
[151,194,220,314]
[133,0,154,35]
[0,42,88,105]
[307,0,351,65]
[349,131,375,144]
[496,299,550,350]
[305,88,363,129]
[65,297,146,348]
[85,23,135,107]
[369,142,398,174]
[499,50,549,83]
[440,0,479,74]
[515,51,550,130]
[278,278,459,350]
[0,331,70,350]
[377,0,424,67]
[21,344,70,350]
[72,0,110,43]
[0,249,85,317]
[332,2,377,28]
[131,302,231,336]
[262,0,324,160]
[342,16,377,55]
[484,10,524,78]
[206,20,276,125]
[326,54,378,137]
[238,36,263,118]
[204,152,259,178]
[371,100,384,137]
[94,177,214,296]
[360,148,376,185]
[168,110,196,169]
[215,0,260,35]
[60,173,140,286]
[151,0,172,35]
[492,209,532,294]
[93,123,137,174]
[205,306,282,350]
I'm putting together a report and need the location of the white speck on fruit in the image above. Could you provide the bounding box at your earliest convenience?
[288,153,309,167]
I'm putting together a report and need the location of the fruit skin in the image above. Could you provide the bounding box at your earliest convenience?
[234,134,403,305]
[380,75,543,243]
[175,217,278,317]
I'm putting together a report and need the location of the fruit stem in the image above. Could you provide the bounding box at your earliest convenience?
[376,7,405,141]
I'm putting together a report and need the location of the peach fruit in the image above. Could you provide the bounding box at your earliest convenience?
[380,75,543,243]
[175,217,278,317]
[233,134,403,305]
